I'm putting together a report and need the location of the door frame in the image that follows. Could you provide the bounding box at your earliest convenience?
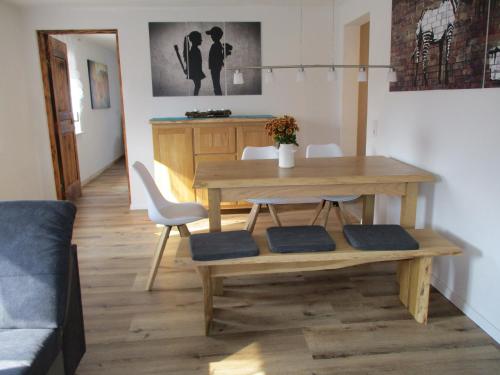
[341,14,370,156]
[37,29,130,201]
[356,21,370,156]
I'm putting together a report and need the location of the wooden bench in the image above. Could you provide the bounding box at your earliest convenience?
[174,229,462,335]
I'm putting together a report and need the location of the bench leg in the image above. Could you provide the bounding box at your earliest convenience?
[398,260,411,305]
[212,277,224,296]
[196,266,213,336]
[399,257,432,324]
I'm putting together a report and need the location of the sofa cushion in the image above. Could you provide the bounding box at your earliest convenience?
[0,329,59,375]
[0,201,76,329]
[266,226,336,253]
[343,225,419,250]
[189,230,259,261]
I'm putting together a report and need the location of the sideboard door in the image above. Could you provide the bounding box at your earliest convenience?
[194,127,236,154]
[194,154,237,207]
[236,125,274,159]
[153,127,195,202]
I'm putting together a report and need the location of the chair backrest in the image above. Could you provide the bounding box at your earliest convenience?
[306,143,344,158]
[133,161,172,222]
[241,146,278,160]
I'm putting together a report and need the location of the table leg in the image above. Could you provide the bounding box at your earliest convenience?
[401,256,432,324]
[208,188,222,233]
[212,277,224,296]
[398,182,419,305]
[362,195,375,224]
[399,183,418,228]
[196,266,213,336]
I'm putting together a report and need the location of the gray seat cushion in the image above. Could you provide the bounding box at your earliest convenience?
[189,230,259,261]
[343,225,419,250]
[0,201,76,329]
[266,226,336,253]
[0,329,59,375]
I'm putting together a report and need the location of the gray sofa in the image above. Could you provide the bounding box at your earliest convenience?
[0,201,85,375]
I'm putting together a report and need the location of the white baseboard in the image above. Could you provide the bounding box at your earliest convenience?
[81,155,124,186]
[129,204,147,211]
[432,274,500,344]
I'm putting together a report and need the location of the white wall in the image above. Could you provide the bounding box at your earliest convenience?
[53,34,124,184]
[334,0,500,343]
[0,1,49,200]
[15,2,338,208]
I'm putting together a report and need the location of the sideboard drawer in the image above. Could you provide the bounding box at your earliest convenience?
[194,127,236,154]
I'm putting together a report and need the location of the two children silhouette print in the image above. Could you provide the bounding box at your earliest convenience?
[175,26,233,96]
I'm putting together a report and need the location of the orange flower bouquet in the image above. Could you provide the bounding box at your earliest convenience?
[265,115,299,146]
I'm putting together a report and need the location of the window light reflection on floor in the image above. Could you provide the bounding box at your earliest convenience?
[209,342,265,375]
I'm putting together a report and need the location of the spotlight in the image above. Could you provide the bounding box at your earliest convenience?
[233,69,244,85]
[387,67,398,83]
[327,66,337,82]
[357,67,367,82]
[296,67,306,82]
[263,68,274,84]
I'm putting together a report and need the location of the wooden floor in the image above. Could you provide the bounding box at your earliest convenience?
[74,160,500,375]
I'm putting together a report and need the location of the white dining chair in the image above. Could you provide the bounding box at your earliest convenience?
[306,143,360,228]
[241,146,321,232]
[133,161,208,290]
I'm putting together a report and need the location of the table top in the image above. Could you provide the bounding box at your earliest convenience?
[193,156,435,189]
[150,115,274,124]
[174,229,460,267]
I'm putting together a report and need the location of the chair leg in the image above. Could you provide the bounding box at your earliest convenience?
[245,204,261,233]
[332,205,345,229]
[310,200,325,225]
[177,224,191,237]
[268,204,282,226]
[322,201,333,228]
[146,226,171,291]
[337,202,349,226]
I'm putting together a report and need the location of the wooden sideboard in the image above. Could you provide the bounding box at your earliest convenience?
[150,117,274,209]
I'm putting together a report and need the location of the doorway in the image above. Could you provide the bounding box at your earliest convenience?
[37,29,130,202]
[341,15,370,157]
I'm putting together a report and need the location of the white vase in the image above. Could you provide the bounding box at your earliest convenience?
[278,143,297,168]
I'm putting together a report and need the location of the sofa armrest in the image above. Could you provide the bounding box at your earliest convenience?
[61,244,86,375]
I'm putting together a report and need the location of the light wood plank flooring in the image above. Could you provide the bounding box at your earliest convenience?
[74,160,500,375]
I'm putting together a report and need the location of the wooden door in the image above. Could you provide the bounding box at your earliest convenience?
[48,36,81,200]
[236,125,274,159]
[153,127,195,202]
[357,22,369,156]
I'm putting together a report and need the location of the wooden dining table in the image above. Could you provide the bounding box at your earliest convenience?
[192,155,435,233]
[187,156,459,334]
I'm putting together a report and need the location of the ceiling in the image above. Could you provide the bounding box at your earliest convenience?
[6,0,333,7]
[52,33,117,51]
[77,34,117,51]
